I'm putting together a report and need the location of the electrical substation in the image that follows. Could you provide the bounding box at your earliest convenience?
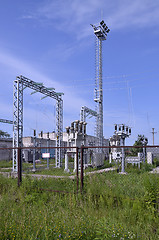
[1,20,152,174]
[5,20,111,173]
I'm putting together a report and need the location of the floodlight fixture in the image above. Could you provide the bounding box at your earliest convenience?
[126,126,128,133]
[91,20,110,41]
[34,129,36,137]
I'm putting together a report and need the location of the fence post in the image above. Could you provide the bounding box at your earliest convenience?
[76,147,79,193]
[18,147,22,187]
[80,146,84,193]
[33,129,36,171]
[143,145,145,163]
[47,132,50,169]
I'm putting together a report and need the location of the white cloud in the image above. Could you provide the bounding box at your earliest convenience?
[23,0,159,38]
[107,0,159,30]
[0,49,88,125]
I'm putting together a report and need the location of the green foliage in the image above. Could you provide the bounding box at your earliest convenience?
[0,172,159,239]
[153,158,159,167]
[95,219,137,239]
[0,160,12,168]
[131,134,148,155]
[144,175,159,214]
[0,130,10,138]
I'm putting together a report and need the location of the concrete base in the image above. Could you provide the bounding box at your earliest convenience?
[119,171,128,175]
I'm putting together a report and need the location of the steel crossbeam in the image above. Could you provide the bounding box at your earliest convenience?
[0,119,13,124]
[13,75,63,172]
[80,106,98,122]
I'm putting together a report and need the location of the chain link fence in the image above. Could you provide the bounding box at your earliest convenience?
[0,145,159,191]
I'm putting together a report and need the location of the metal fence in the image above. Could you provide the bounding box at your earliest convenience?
[0,145,159,192]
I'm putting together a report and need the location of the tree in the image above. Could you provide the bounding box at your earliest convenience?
[0,130,10,138]
[131,134,148,155]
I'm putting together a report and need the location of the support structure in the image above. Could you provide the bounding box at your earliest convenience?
[114,124,131,173]
[80,106,98,122]
[91,20,110,147]
[0,119,13,124]
[13,75,63,172]
[151,128,157,145]
[56,99,63,167]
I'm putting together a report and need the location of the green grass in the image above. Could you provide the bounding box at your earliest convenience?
[0,171,159,239]
[0,160,12,168]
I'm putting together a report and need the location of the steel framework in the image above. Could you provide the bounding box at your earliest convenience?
[91,20,110,147]
[80,106,98,122]
[13,75,63,171]
[0,119,13,124]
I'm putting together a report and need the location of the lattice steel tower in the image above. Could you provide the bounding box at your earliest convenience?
[13,75,63,172]
[91,20,110,147]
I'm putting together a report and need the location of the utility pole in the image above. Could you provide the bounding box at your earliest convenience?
[151,128,157,145]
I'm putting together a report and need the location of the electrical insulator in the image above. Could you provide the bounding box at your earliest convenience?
[40,131,43,138]
[129,128,131,135]
[119,126,121,131]
[34,129,36,137]
[126,127,128,133]
[83,122,87,135]
[47,132,49,139]
[122,125,125,131]
[66,127,70,134]
[79,122,83,133]
[70,122,74,133]
[71,122,74,130]
[115,125,117,131]
[75,123,78,132]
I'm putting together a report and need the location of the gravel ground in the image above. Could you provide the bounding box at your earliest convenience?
[0,167,116,179]
[150,166,159,174]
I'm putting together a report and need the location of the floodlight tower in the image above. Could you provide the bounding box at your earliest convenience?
[91,20,110,147]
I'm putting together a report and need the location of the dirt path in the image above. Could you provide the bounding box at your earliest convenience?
[0,167,116,179]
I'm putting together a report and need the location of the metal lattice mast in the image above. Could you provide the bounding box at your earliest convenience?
[56,98,63,167]
[98,38,103,146]
[91,20,110,147]
[13,77,23,171]
[13,75,64,172]
[95,37,99,140]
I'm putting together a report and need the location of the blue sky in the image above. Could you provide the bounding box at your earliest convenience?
[0,0,159,145]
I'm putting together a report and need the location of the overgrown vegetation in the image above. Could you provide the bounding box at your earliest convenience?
[0,130,10,138]
[0,171,159,239]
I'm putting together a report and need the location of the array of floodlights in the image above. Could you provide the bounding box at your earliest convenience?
[91,20,110,40]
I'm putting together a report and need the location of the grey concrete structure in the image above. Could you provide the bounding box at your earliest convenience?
[146,147,159,159]
[22,137,56,162]
[0,138,12,161]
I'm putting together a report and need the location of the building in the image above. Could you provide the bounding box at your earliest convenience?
[0,138,12,161]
